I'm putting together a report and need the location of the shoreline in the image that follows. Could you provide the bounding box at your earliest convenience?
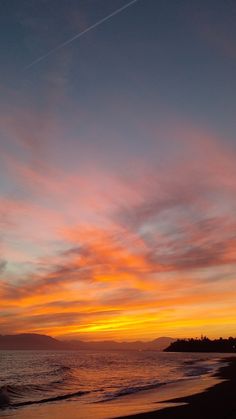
[1,356,235,419]
[120,356,236,419]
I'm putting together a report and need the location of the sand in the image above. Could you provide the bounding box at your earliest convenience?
[121,357,236,419]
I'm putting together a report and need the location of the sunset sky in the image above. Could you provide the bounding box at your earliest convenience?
[1,0,236,341]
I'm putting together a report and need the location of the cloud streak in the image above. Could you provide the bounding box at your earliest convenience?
[25,0,141,69]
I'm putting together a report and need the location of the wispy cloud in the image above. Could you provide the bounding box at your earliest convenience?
[25,0,141,69]
[1,108,236,339]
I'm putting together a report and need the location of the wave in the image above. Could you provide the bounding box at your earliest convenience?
[99,375,206,403]
[100,377,191,402]
[182,359,218,377]
[0,384,89,409]
[183,358,207,365]
[3,364,72,387]
[184,366,211,376]
[49,365,71,376]
[12,390,89,408]
[1,353,221,410]
[106,381,164,398]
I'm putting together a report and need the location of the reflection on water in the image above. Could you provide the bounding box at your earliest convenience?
[0,350,223,410]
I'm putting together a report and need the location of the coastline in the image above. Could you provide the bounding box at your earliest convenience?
[0,373,220,419]
[120,356,236,419]
[1,356,235,419]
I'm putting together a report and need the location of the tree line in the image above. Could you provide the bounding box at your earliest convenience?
[165,336,236,352]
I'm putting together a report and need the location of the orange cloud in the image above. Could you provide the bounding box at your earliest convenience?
[1,113,236,340]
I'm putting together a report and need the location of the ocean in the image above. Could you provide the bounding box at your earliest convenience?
[0,350,225,416]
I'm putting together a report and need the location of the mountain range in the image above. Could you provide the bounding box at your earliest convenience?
[0,334,174,351]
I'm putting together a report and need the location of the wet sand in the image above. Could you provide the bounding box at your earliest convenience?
[121,357,236,419]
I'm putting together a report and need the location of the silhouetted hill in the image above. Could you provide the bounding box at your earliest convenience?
[65,336,174,351]
[147,337,175,350]
[0,333,67,350]
[0,334,174,351]
[165,337,236,353]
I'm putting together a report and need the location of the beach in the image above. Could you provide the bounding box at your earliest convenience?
[122,356,236,419]
[1,355,235,419]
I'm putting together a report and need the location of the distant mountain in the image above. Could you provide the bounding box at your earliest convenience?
[145,337,175,351]
[0,334,174,351]
[65,336,174,351]
[0,333,66,350]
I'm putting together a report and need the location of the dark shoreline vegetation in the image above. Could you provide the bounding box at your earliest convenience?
[165,337,236,353]
[120,357,236,419]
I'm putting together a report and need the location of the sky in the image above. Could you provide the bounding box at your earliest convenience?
[0,0,236,341]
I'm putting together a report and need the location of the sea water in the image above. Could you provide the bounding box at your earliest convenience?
[0,350,224,411]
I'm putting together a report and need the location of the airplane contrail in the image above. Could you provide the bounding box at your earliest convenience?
[25,0,140,69]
